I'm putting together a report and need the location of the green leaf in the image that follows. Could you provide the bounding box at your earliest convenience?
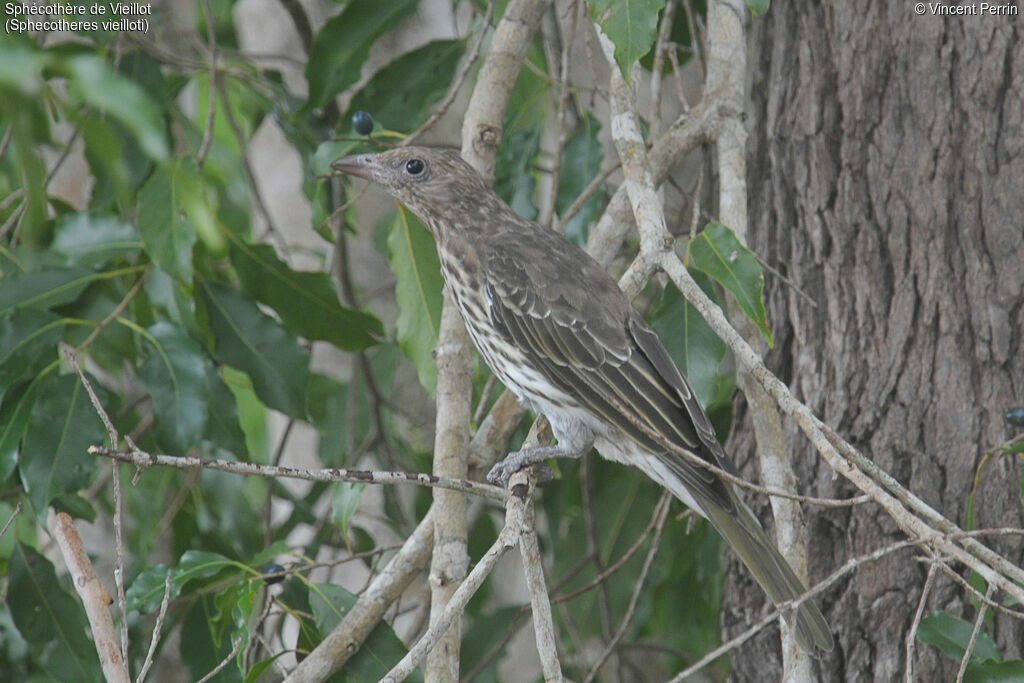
[0,375,53,482]
[20,374,104,516]
[689,222,773,346]
[180,594,240,682]
[917,611,1002,662]
[202,282,310,419]
[304,0,418,112]
[65,54,168,161]
[386,207,442,395]
[332,482,365,543]
[127,550,238,614]
[312,138,360,179]
[649,275,731,409]
[2,94,51,246]
[204,372,250,458]
[557,113,604,245]
[965,659,1024,682]
[52,213,141,268]
[495,124,541,220]
[137,322,213,455]
[348,40,464,132]
[745,0,770,17]
[589,0,667,82]
[228,236,382,351]
[309,583,420,682]
[8,542,101,682]
[0,266,96,315]
[0,42,51,95]
[137,158,204,284]
[0,309,64,399]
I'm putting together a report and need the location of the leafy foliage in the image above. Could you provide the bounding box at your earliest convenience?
[917,611,1024,681]
[0,2,774,681]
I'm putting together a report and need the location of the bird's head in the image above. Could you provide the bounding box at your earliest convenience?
[331,147,490,230]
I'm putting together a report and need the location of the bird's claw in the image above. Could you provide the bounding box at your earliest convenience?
[486,452,554,488]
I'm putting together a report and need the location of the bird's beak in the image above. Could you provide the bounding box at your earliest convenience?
[330,154,377,181]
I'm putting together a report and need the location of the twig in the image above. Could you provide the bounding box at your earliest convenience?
[89,445,508,502]
[539,0,580,229]
[382,474,532,682]
[214,77,285,249]
[51,512,130,683]
[649,0,678,139]
[284,511,435,681]
[579,457,615,644]
[197,633,244,683]
[555,162,619,233]
[518,490,564,682]
[77,263,152,352]
[136,571,173,683]
[904,560,938,683]
[930,557,1024,619]
[426,300,473,678]
[955,583,995,682]
[403,0,495,147]
[196,0,218,167]
[659,251,1024,608]
[553,492,677,605]
[0,126,12,162]
[583,493,671,683]
[0,500,21,540]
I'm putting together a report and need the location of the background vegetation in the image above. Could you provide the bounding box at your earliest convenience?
[1,0,1022,681]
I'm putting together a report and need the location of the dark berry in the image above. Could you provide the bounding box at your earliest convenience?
[261,563,287,585]
[1006,406,1024,427]
[352,110,374,136]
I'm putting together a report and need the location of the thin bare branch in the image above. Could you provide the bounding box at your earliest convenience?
[89,445,508,502]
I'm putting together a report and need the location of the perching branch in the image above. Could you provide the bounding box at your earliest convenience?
[51,512,130,683]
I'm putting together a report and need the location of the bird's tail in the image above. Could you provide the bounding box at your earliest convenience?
[699,493,834,655]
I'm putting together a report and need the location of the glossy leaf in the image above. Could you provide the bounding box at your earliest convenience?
[0,308,63,398]
[347,40,464,132]
[204,371,250,458]
[649,274,731,409]
[0,376,52,482]
[689,222,773,346]
[387,207,442,394]
[127,550,238,614]
[65,54,168,161]
[309,583,419,682]
[557,113,604,245]
[137,158,202,284]
[589,0,667,81]
[332,482,365,543]
[20,374,104,516]
[228,236,382,351]
[0,266,96,315]
[52,213,141,268]
[304,0,418,112]
[964,659,1024,682]
[916,611,1002,662]
[8,542,101,682]
[137,322,213,455]
[202,282,309,419]
[746,0,770,17]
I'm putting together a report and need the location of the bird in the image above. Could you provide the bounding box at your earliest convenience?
[331,146,834,655]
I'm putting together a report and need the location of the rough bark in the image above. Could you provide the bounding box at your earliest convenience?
[725,3,1024,680]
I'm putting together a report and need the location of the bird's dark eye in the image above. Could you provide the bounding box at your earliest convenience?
[405,158,426,176]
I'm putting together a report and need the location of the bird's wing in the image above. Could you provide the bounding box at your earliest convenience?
[485,237,836,654]
[484,242,735,512]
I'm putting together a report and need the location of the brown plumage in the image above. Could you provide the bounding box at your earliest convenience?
[332,146,833,655]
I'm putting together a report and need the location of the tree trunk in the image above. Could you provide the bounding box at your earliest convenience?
[725,3,1024,680]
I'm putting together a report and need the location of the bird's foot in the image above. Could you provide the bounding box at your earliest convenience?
[486,445,578,487]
